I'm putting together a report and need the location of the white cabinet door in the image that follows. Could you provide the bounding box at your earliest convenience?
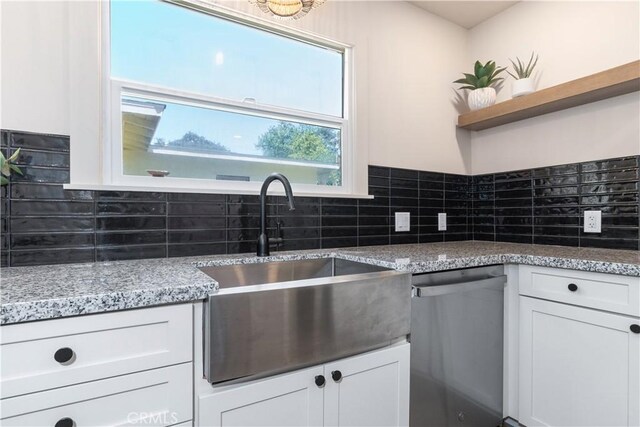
[519,296,640,427]
[1,363,192,426]
[324,343,410,427]
[1,304,193,398]
[198,366,324,427]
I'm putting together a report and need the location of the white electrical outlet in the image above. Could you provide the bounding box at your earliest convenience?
[395,212,410,232]
[584,210,602,233]
[438,213,447,231]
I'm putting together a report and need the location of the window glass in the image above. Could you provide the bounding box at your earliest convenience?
[121,96,342,186]
[111,0,344,117]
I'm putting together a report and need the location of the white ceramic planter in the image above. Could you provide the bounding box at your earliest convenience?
[467,87,497,111]
[512,77,535,98]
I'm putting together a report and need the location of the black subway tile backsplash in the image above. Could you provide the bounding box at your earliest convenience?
[96,231,167,246]
[11,200,94,216]
[10,132,69,152]
[11,232,95,249]
[11,183,93,201]
[11,217,94,233]
[98,216,167,231]
[0,129,638,267]
[96,244,167,262]
[12,167,70,184]
[14,149,70,168]
[473,156,639,250]
[96,201,166,216]
[9,248,95,267]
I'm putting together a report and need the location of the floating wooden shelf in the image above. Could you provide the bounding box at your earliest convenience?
[457,60,640,131]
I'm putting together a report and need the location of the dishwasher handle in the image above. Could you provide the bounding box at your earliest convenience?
[413,275,507,297]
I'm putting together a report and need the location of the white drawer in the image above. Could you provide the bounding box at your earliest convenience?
[1,304,193,398]
[1,363,193,426]
[519,265,640,316]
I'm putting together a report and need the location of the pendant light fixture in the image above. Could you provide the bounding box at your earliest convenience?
[249,0,326,19]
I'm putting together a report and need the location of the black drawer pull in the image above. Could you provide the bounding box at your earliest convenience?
[314,375,326,388]
[631,324,640,334]
[331,370,343,382]
[567,283,578,292]
[54,347,75,365]
[55,417,75,427]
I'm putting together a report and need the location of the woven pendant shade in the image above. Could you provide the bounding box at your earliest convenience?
[250,0,326,19]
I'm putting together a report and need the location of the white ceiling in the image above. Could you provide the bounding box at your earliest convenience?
[410,1,520,29]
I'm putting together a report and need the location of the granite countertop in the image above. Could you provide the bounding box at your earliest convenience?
[1,241,639,325]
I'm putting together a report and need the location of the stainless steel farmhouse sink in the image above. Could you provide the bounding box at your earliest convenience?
[201,257,411,385]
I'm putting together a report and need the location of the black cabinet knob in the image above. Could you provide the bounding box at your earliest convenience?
[331,370,342,382]
[55,417,75,427]
[568,283,578,292]
[54,347,75,365]
[631,324,640,334]
[314,375,326,388]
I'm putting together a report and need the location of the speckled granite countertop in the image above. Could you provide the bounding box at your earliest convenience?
[1,241,639,325]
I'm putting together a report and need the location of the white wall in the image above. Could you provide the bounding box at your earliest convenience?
[0,1,69,135]
[2,1,637,178]
[364,2,470,174]
[468,0,640,174]
[0,0,471,176]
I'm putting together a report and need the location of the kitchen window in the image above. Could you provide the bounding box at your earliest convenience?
[105,0,354,195]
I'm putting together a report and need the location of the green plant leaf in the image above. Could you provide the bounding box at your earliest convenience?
[508,59,521,78]
[8,148,20,162]
[474,61,482,78]
[457,59,507,90]
[484,61,496,78]
[477,64,489,79]
[0,176,8,186]
[1,162,9,177]
[517,57,525,75]
[507,71,517,79]
[477,75,489,88]
[464,73,478,84]
[9,164,23,175]
[525,53,538,78]
[454,72,478,86]
[487,66,506,84]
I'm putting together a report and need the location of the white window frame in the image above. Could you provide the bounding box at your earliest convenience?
[100,0,357,197]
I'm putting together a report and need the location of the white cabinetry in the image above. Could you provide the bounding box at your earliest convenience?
[324,344,409,427]
[1,364,192,427]
[199,366,325,427]
[0,304,195,426]
[518,267,640,427]
[197,343,410,427]
[519,265,639,316]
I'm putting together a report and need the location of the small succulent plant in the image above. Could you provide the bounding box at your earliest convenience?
[454,60,506,90]
[508,52,539,79]
[0,149,23,186]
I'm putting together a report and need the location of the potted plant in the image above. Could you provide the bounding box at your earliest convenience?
[454,60,506,111]
[507,52,538,98]
[0,148,22,186]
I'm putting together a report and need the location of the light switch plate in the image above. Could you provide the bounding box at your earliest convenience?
[395,212,410,232]
[584,210,601,233]
[438,213,447,231]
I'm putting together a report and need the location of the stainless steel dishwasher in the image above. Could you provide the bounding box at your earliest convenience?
[410,265,506,427]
